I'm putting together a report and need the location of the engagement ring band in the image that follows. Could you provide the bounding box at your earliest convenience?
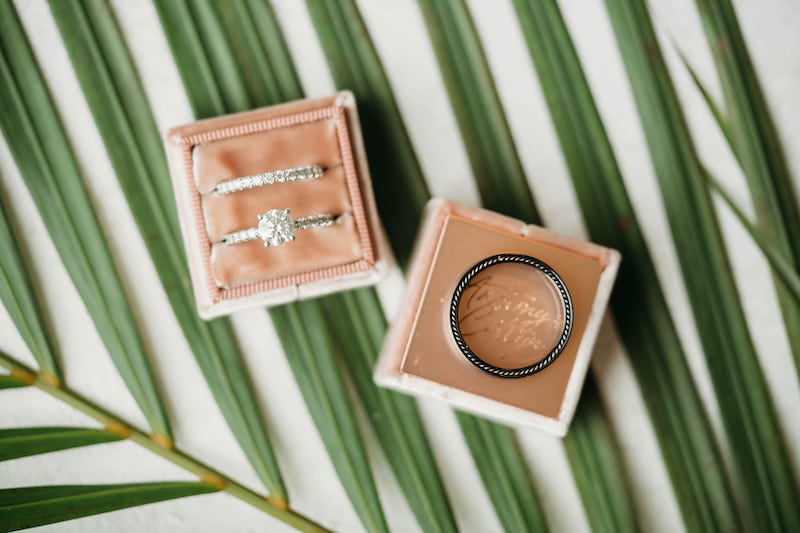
[214,165,323,195]
[222,208,335,247]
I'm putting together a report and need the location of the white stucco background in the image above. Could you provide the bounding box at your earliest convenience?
[1,0,799,531]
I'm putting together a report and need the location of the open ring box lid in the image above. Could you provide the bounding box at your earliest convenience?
[165,92,393,319]
[374,198,620,436]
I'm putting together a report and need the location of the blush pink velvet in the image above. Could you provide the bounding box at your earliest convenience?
[165,92,391,318]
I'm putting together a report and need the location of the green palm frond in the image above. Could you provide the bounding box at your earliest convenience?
[416,0,537,221]
[693,0,800,367]
[0,0,171,443]
[604,0,800,529]
[271,303,390,533]
[511,0,739,529]
[321,289,459,533]
[304,0,430,265]
[0,138,324,529]
[564,383,639,532]
[150,0,225,115]
[0,427,122,462]
[153,2,446,531]
[207,0,303,107]
[674,49,800,302]
[0,351,328,533]
[0,482,217,531]
[455,413,549,532]
[705,172,800,303]
[1,0,797,530]
[0,189,60,382]
[46,0,287,501]
[413,1,638,529]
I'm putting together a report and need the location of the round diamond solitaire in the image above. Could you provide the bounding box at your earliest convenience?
[258,209,297,247]
[222,208,335,248]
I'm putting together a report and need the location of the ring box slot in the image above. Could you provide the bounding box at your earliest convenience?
[165,92,392,319]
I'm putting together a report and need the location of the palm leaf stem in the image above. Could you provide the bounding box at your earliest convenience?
[0,351,329,533]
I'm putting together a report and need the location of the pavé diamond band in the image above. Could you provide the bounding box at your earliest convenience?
[214,165,323,195]
[222,208,335,247]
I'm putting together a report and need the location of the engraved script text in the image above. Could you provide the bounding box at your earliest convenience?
[458,274,562,361]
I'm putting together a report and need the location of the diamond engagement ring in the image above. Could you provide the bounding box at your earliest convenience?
[214,165,323,195]
[222,208,336,247]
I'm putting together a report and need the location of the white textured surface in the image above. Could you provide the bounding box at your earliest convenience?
[0,0,799,532]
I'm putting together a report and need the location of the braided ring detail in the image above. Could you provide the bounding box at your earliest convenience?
[449,254,573,379]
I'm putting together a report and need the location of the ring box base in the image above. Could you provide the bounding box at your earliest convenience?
[374,198,620,436]
[165,92,393,319]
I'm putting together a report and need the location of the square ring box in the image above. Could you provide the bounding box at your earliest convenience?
[165,92,393,319]
[375,199,620,436]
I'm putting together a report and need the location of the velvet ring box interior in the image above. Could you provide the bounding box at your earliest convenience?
[165,92,392,319]
[374,199,620,436]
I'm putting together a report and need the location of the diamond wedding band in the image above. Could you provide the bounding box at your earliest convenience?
[222,208,335,247]
[214,165,323,195]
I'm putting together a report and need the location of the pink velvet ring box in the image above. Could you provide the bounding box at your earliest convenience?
[165,92,393,319]
[374,199,620,436]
